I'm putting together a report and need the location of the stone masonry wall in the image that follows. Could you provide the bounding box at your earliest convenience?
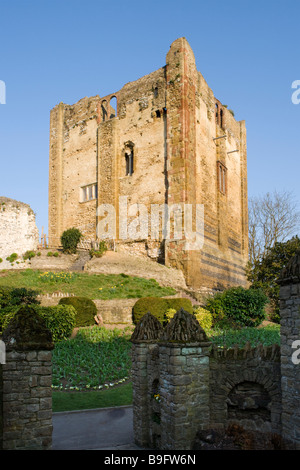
[0,197,39,268]
[0,307,54,450]
[48,37,249,293]
[278,252,300,449]
[131,309,284,450]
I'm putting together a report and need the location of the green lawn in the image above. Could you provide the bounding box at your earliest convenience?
[52,382,133,412]
[52,326,132,390]
[51,323,280,412]
[0,269,176,299]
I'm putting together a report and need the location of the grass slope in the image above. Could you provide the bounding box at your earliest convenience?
[0,269,176,299]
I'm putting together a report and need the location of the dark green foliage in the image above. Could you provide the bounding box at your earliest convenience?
[0,286,13,308]
[132,297,193,325]
[61,227,82,254]
[205,286,269,327]
[89,241,108,258]
[0,286,39,308]
[0,304,76,342]
[246,236,300,322]
[6,253,18,263]
[35,305,76,341]
[9,287,40,306]
[58,296,97,327]
[23,250,36,260]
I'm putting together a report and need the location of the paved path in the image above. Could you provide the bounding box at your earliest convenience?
[52,405,144,450]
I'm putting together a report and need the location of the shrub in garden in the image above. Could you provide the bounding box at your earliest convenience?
[0,286,13,308]
[61,227,82,254]
[205,286,269,327]
[132,297,193,325]
[23,250,36,260]
[6,253,18,263]
[0,286,40,308]
[89,241,107,258]
[193,306,213,330]
[35,305,76,341]
[0,304,76,341]
[9,287,40,306]
[59,296,97,327]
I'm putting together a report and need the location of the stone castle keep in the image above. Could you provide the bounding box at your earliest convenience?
[48,37,248,291]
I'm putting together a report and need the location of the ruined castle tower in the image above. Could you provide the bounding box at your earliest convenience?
[48,37,248,291]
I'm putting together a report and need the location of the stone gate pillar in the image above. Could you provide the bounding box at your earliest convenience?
[278,252,300,449]
[159,309,211,450]
[131,312,163,448]
[0,306,54,450]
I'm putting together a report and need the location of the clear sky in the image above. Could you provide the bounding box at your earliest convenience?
[0,0,299,238]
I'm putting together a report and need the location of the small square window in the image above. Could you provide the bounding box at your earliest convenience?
[80,183,97,202]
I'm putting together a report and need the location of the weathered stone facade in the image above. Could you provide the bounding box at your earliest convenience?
[0,307,53,450]
[131,269,300,451]
[0,197,39,267]
[277,252,300,448]
[49,37,248,292]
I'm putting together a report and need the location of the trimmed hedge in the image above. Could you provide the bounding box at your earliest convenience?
[0,304,76,342]
[132,297,193,325]
[58,296,97,327]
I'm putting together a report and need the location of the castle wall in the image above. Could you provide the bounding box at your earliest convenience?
[48,37,248,291]
[0,197,39,266]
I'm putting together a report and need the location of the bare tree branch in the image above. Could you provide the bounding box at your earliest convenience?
[248,190,300,265]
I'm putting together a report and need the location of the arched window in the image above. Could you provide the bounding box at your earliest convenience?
[220,109,224,128]
[124,142,134,176]
[109,96,117,119]
[215,103,219,125]
[101,100,107,122]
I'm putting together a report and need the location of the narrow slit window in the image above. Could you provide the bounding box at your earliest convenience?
[217,161,227,195]
[125,148,134,176]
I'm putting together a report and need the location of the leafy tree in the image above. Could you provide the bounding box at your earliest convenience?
[61,227,82,254]
[246,236,300,322]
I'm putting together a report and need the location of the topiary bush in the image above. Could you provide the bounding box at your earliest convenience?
[0,304,76,341]
[58,296,97,327]
[132,297,193,325]
[61,227,82,254]
[205,286,269,328]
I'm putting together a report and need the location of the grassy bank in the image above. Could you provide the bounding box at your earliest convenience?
[0,269,176,299]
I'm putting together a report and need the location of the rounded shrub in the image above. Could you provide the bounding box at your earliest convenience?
[61,227,82,254]
[35,305,76,341]
[132,297,193,325]
[205,286,269,327]
[58,296,97,327]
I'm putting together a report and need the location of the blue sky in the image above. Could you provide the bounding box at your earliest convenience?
[0,0,299,238]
